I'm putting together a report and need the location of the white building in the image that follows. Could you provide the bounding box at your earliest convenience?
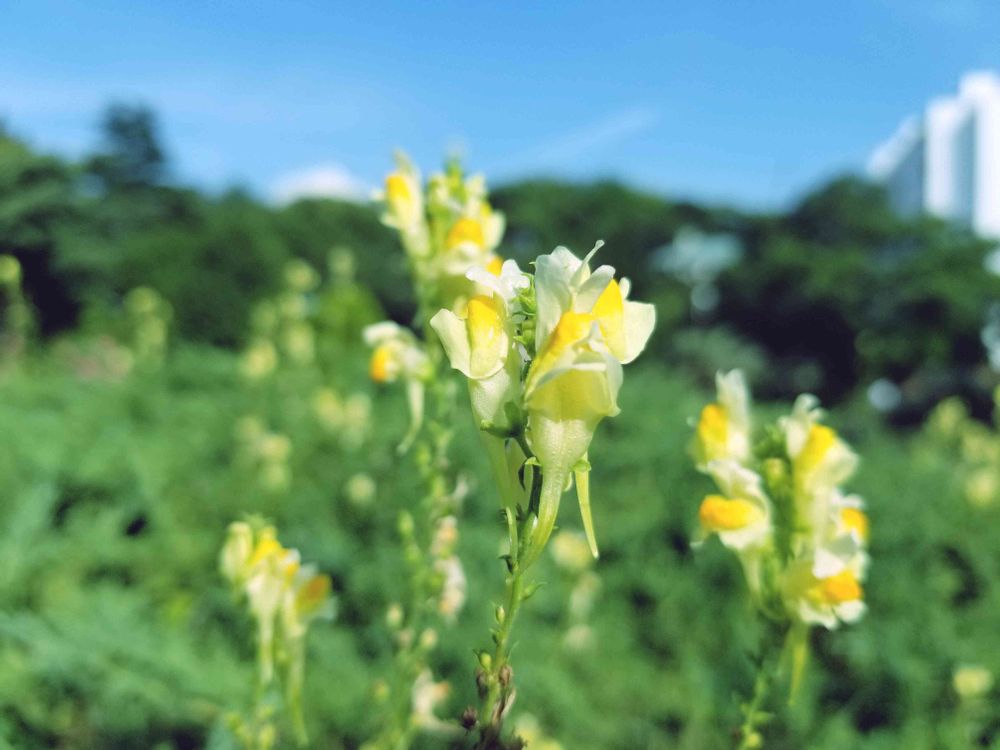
[869,71,1000,237]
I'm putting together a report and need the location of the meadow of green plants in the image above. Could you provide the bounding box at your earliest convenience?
[3,107,1000,749]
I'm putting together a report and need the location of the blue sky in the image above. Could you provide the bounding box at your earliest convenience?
[2,0,998,209]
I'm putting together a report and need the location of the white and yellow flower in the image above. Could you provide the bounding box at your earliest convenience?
[785,553,866,630]
[221,521,334,695]
[522,244,655,565]
[377,154,429,257]
[431,261,529,508]
[364,321,433,451]
[696,460,772,552]
[782,395,858,533]
[693,370,751,470]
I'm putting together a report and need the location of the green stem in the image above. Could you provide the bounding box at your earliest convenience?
[475,562,528,749]
[737,661,771,750]
[737,622,791,749]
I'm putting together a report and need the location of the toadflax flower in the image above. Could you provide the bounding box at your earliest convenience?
[431,242,654,568]
[693,370,751,470]
[376,153,506,314]
[220,518,334,743]
[691,371,870,632]
[522,244,655,564]
[364,321,432,451]
[431,260,530,508]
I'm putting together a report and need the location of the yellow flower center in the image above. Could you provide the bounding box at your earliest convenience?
[817,570,862,604]
[796,424,837,474]
[369,344,394,383]
[446,217,485,250]
[840,507,869,541]
[467,295,503,352]
[385,173,412,210]
[486,256,504,276]
[698,494,762,531]
[547,311,596,358]
[591,278,626,359]
[526,311,596,392]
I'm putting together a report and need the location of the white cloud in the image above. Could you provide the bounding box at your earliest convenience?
[270,163,369,204]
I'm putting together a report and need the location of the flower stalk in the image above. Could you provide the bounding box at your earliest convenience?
[691,371,870,747]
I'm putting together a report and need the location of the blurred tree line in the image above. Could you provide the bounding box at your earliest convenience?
[2,104,998,419]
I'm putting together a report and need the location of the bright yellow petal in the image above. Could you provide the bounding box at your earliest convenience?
[796,424,837,475]
[840,507,869,541]
[385,173,414,214]
[369,345,394,383]
[698,494,762,531]
[817,570,862,604]
[696,403,728,461]
[466,295,505,377]
[592,279,626,360]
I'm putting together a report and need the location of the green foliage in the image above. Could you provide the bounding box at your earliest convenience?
[715,176,1000,407]
[1,345,998,748]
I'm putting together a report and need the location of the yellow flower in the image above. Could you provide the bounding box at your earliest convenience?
[696,460,772,555]
[782,395,858,534]
[699,495,762,531]
[364,321,432,451]
[839,506,869,542]
[364,321,430,385]
[380,155,426,245]
[522,244,654,565]
[432,261,531,509]
[693,370,751,470]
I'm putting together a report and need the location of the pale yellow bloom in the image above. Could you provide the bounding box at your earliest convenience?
[693,370,751,470]
[522,244,654,565]
[241,340,278,379]
[954,665,994,699]
[550,530,595,574]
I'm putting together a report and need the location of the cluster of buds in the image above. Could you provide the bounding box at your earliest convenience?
[123,286,171,369]
[242,258,322,379]
[366,154,508,450]
[220,518,335,744]
[431,243,655,567]
[693,371,869,630]
[922,392,1000,508]
[376,152,504,315]
[234,417,294,492]
[312,386,372,449]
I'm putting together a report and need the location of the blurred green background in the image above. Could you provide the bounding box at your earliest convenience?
[2,105,1000,749]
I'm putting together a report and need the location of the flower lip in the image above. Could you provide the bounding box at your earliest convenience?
[699,494,764,531]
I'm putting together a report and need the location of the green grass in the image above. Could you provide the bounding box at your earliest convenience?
[1,344,998,749]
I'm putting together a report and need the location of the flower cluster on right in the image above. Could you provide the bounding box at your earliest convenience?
[693,371,870,629]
